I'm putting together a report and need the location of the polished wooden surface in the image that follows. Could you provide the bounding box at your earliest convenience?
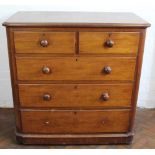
[3,12,150,144]
[80,32,139,54]
[14,31,75,53]
[16,57,136,81]
[18,84,133,108]
[3,12,150,27]
[0,108,155,148]
[21,109,130,134]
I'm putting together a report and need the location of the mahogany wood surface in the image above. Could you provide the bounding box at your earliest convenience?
[18,84,133,108]
[80,32,140,54]
[1,108,155,148]
[16,57,136,81]
[3,12,150,144]
[3,12,150,28]
[20,109,130,134]
[14,31,75,54]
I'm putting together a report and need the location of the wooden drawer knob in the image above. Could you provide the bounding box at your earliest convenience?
[40,39,48,47]
[105,39,114,48]
[101,93,109,101]
[43,94,51,101]
[42,66,51,74]
[103,66,112,74]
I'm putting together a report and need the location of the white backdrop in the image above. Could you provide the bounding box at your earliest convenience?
[0,0,155,108]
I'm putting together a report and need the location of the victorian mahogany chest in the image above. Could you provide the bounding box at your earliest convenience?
[3,12,150,144]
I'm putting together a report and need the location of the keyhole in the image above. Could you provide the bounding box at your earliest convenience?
[76,58,78,62]
[74,85,78,89]
[74,111,77,115]
[108,33,112,37]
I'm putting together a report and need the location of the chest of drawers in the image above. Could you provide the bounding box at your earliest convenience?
[3,12,150,144]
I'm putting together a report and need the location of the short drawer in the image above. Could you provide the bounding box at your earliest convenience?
[16,57,136,81]
[19,84,133,108]
[14,31,75,54]
[79,32,140,54]
[21,109,130,134]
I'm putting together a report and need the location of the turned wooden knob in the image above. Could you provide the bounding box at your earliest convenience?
[42,66,51,74]
[103,66,112,74]
[43,94,51,101]
[105,39,114,48]
[101,93,109,101]
[40,39,48,47]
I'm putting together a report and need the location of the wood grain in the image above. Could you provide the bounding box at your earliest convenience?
[20,109,130,134]
[6,28,22,132]
[14,31,75,54]
[18,84,133,108]
[3,11,150,144]
[80,32,140,54]
[129,30,147,131]
[2,12,150,28]
[1,108,155,147]
[16,56,136,81]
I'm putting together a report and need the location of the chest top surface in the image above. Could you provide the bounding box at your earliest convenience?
[3,11,150,28]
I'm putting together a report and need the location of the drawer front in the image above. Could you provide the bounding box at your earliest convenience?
[21,110,130,134]
[19,84,133,108]
[14,31,75,53]
[80,32,140,54]
[16,57,136,81]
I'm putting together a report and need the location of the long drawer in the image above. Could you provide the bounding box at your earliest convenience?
[14,31,76,54]
[19,84,133,108]
[16,57,136,81]
[80,32,140,54]
[21,109,130,134]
